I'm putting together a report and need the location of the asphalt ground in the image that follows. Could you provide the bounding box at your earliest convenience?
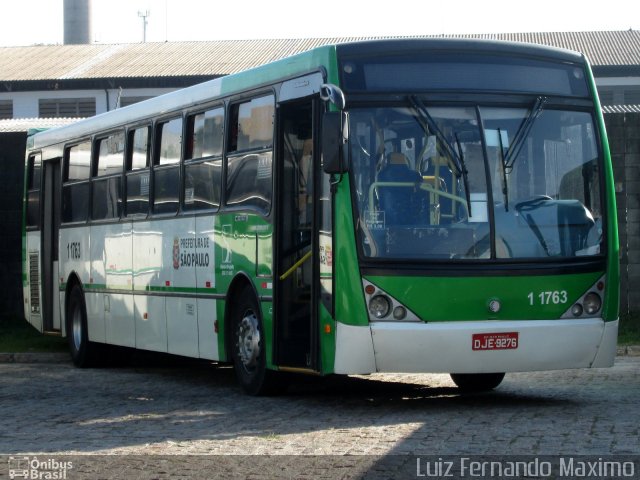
[0,351,638,478]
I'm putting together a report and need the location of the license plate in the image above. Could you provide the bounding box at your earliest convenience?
[472,332,519,350]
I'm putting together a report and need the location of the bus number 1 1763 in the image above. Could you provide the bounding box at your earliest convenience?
[528,290,568,306]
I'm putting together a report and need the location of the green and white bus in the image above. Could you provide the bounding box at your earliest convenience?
[23,39,619,394]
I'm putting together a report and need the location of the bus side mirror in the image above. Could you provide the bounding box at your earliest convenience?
[322,111,348,174]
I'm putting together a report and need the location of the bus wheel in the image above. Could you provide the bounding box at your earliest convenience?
[66,285,97,367]
[232,287,283,395]
[450,372,505,392]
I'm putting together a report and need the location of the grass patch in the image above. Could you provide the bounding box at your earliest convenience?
[0,315,68,353]
[618,312,640,345]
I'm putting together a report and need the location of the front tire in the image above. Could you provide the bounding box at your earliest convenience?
[450,372,505,392]
[231,287,284,395]
[66,284,98,367]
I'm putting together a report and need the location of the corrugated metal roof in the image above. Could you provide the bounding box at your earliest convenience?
[0,118,81,133]
[1,30,638,82]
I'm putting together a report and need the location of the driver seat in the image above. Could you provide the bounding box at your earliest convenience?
[377,153,427,226]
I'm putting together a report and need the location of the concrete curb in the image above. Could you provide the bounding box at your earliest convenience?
[0,347,638,364]
[617,345,640,357]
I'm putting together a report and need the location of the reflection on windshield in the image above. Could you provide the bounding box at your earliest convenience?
[349,103,602,261]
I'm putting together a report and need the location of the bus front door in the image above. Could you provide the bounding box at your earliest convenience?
[41,158,62,332]
[274,100,319,371]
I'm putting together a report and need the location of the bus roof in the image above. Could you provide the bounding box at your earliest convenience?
[335,38,586,64]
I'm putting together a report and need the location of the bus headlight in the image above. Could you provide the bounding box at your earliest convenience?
[369,295,391,319]
[583,292,602,315]
[393,306,407,320]
[571,303,583,317]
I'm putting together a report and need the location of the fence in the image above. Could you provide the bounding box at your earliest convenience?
[605,110,640,315]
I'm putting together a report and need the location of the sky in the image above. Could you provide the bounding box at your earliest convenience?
[1,0,639,46]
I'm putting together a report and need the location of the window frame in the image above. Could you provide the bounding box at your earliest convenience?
[25,152,42,229]
[124,124,152,218]
[224,92,275,215]
[183,105,225,213]
[61,140,92,225]
[91,130,125,222]
[152,116,184,216]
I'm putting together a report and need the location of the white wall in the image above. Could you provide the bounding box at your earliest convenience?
[0,88,176,119]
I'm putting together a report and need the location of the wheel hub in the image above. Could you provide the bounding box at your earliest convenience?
[237,311,260,370]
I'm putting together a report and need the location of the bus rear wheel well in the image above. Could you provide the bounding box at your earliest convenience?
[223,274,259,362]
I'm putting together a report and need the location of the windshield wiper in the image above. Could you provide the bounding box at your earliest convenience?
[496,128,509,211]
[409,95,471,215]
[503,96,547,171]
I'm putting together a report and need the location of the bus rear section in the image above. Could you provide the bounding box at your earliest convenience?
[323,40,619,389]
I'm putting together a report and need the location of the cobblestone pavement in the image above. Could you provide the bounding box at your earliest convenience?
[1,356,639,478]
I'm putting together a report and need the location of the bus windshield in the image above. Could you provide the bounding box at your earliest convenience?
[349,102,603,261]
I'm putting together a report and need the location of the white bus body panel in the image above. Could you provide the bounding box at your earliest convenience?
[134,294,167,352]
[132,220,165,352]
[100,222,135,347]
[105,293,135,348]
[85,290,106,343]
[334,318,618,374]
[25,231,42,332]
[166,297,199,357]
[54,214,221,359]
[197,298,218,360]
[195,215,218,360]
[591,319,619,367]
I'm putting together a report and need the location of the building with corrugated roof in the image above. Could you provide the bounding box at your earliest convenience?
[0,31,639,122]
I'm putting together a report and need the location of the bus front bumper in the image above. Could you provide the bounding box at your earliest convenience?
[333,318,618,374]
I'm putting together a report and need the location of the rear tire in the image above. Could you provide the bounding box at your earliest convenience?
[66,285,98,367]
[231,286,286,395]
[450,372,505,392]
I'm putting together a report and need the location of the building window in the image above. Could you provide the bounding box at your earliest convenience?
[0,100,12,119]
[39,98,96,118]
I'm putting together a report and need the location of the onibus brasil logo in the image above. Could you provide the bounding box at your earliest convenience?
[8,456,73,479]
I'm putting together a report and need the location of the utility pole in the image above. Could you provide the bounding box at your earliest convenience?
[138,10,150,43]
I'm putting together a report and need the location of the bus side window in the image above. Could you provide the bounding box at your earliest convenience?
[153,117,182,215]
[62,141,91,223]
[184,107,223,211]
[26,153,42,228]
[125,126,150,217]
[225,95,274,213]
[92,131,124,220]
